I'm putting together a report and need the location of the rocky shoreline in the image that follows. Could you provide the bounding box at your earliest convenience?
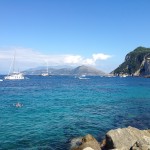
[70,126,150,150]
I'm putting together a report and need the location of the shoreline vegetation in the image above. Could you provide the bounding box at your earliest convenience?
[71,126,150,150]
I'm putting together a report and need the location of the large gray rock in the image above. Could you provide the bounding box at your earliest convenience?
[71,134,101,150]
[105,126,150,150]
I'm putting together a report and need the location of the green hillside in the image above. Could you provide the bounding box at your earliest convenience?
[113,47,150,76]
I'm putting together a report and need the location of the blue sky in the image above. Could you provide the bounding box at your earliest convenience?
[0,0,150,73]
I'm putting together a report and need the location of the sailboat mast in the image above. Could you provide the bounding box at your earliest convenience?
[46,61,48,74]
[12,50,16,73]
[7,56,13,75]
[7,50,16,75]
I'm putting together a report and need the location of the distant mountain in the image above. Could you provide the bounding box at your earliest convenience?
[22,65,106,76]
[71,65,105,76]
[112,47,150,77]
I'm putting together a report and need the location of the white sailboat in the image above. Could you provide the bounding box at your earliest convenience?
[4,51,25,80]
[41,72,49,76]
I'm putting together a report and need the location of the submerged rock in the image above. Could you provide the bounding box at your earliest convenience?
[71,134,101,150]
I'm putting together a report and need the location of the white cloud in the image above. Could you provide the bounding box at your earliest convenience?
[63,55,83,64]
[0,47,112,73]
[83,58,95,65]
[92,53,111,61]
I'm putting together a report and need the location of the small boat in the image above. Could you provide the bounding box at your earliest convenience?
[41,73,49,76]
[78,75,89,80]
[78,77,89,80]
[120,74,128,78]
[4,51,25,80]
[0,79,3,81]
[80,74,86,77]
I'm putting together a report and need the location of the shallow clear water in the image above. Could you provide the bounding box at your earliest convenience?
[0,76,150,150]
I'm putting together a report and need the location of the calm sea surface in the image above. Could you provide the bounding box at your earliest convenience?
[0,76,150,150]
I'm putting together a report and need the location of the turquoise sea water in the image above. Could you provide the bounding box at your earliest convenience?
[0,76,150,150]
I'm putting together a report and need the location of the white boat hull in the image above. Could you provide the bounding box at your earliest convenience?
[41,73,49,76]
[4,73,25,80]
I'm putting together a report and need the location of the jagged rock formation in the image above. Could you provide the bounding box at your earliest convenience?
[71,134,101,150]
[104,126,150,150]
[113,47,150,77]
[71,127,150,150]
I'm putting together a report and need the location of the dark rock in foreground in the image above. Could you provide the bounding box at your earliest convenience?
[71,134,101,150]
[71,127,150,150]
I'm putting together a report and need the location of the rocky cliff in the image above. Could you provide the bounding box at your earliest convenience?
[113,47,150,77]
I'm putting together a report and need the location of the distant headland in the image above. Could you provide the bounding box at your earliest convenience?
[112,46,150,78]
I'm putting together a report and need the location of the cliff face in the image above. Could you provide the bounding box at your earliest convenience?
[113,47,150,76]
[141,58,150,76]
